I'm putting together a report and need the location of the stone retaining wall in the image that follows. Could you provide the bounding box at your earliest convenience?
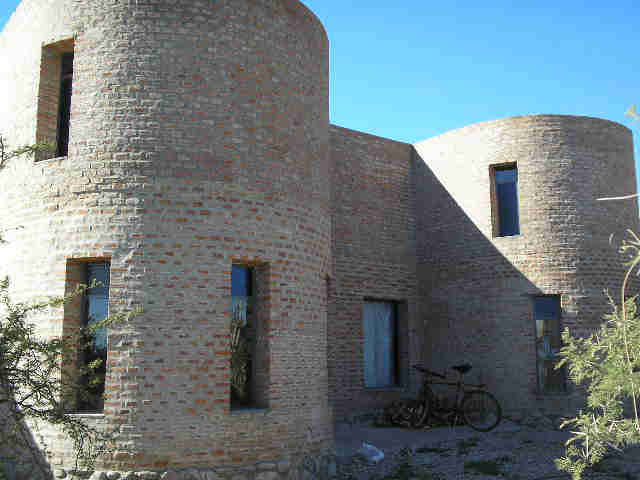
[50,452,338,480]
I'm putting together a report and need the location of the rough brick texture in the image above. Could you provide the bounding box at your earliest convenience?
[0,0,638,475]
[0,0,332,472]
[328,126,420,420]
[413,115,639,417]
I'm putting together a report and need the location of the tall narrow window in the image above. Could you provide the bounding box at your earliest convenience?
[363,301,398,388]
[36,40,74,161]
[77,262,110,412]
[232,265,253,328]
[231,265,255,409]
[56,52,73,157]
[534,296,566,393]
[230,263,270,410]
[492,165,520,237]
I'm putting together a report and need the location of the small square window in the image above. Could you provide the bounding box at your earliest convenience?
[363,301,399,388]
[491,164,520,237]
[533,295,566,393]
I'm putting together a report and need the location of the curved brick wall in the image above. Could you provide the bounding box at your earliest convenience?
[414,115,638,415]
[0,0,331,473]
[2,0,637,472]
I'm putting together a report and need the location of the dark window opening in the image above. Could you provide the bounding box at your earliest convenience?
[231,265,256,409]
[363,301,399,388]
[493,165,520,237]
[56,52,73,157]
[76,262,109,412]
[534,295,566,393]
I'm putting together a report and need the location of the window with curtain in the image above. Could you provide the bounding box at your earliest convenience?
[363,301,398,388]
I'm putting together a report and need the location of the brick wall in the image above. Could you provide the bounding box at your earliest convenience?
[1,0,638,473]
[413,115,639,417]
[0,0,332,472]
[328,125,421,420]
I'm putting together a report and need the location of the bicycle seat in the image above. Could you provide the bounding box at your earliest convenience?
[451,364,472,375]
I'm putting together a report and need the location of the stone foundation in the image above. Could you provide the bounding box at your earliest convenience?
[50,453,338,480]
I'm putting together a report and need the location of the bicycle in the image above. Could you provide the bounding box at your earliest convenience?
[392,364,502,432]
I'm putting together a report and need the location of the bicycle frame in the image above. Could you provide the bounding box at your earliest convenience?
[419,374,486,416]
[403,364,502,431]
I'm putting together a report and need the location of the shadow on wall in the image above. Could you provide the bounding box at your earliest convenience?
[0,402,50,480]
[410,147,625,415]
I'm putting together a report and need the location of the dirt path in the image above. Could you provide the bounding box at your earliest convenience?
[334,420,637,479]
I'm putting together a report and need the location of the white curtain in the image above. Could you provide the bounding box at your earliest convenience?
[363,302,395,388]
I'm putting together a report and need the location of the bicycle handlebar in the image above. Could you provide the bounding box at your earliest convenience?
[412,364,445,379]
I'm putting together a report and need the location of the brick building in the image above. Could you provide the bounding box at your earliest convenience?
[0,0,637,478]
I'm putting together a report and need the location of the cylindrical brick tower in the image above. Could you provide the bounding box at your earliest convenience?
[414,115,638,417]
[0,0,332,476]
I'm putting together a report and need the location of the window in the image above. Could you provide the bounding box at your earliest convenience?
[56,52,73,157]
[77,262,110,412]
[232,265,253,328]
[35,39,74,160]
[363,301,398,388]
[230,264,269,409]
[534,296,566,393]
[491,164,520,237]
[64,260,110,412]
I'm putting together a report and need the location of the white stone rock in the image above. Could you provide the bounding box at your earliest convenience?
[159,472,181,480]
[357,442,384,464]
[106,473,121,480]
[89,473,107,480]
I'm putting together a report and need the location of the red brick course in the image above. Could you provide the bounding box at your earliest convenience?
[0,0,637,475]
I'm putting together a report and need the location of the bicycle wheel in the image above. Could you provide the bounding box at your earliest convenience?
[461,390,501,432]
[391,399,429,428]
[407,397,430,428]
[389,400,411,427]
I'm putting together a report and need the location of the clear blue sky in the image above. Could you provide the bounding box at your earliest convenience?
[2,0,639,186]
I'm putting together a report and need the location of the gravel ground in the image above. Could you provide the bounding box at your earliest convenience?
[334,420,640,480]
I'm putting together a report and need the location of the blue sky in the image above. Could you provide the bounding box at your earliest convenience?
[1,0,639,185]
[302,1,639,141]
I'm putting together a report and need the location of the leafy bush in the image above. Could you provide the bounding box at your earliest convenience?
[0,135,140,478]
[556,232,640,479]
